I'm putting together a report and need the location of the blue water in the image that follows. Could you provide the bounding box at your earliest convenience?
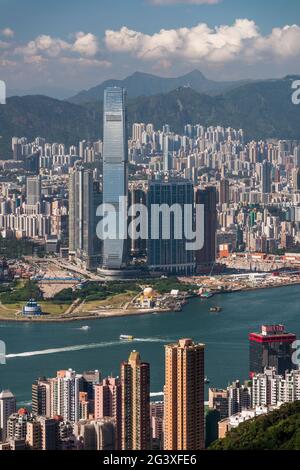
[0,285,299,405]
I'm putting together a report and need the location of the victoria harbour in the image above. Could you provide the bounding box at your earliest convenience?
[1,285,299,406]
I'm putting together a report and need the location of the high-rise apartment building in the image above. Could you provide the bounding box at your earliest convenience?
[219,178,230,205]
[94,377,122,449]
[0,390,16,442]
[32,378,51,418]
[120,351,151,450]
[164,339,205,450]
[101,87,128,271]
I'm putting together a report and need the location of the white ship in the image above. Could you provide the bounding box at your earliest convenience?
[120,335,134,341]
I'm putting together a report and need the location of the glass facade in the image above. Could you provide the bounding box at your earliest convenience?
[147,180,195,275]
[102,87,128,270]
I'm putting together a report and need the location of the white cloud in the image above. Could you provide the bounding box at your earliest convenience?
[72,32,99,57]
[15,35,71,58]
[1,27,15,38]
[105,19,300,66]
[150,0,220,4]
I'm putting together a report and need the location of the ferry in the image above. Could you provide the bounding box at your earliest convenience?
[210,307,222,313]
[199,292,214,299]
[120,335,135,341]
[204,376,210,384]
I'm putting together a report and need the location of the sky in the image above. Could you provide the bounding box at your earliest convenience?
[0,0,300,94]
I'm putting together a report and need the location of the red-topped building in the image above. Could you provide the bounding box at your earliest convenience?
[249,324,297,378]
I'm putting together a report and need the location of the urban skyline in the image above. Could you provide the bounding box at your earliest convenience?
[1,0,300,455]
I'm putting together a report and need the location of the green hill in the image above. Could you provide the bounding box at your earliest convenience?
[0,76,299,159]
[209,402,300,450]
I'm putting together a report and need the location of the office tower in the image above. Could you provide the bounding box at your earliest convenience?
[292,168,300,191]
[82,370,101,415]
[32,378,51,417]
[128,187,147,257]
[249,325,297,378]
[219,178,230,205]
[227,380,251,416]
[26,175,41,206]
[121,351,151,450]
[68,167,101,270]
[147,179,195,275]
[0,390,16,442]
[195,187,217,273]
[261,160,272,194]
[25,152,40,174]
[102,87,128,271]
[94,377,121,449]
[164,339,205,451]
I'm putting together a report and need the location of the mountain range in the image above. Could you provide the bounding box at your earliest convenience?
[0,73,299,159]
[68,70,251,104]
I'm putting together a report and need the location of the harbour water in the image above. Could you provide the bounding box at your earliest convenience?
[0,285,299,406]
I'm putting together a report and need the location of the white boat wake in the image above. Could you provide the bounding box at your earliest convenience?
[5,337,170,359]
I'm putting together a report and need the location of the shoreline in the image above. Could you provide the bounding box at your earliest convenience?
[0,280,299,323]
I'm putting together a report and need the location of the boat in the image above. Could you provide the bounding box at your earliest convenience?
[204,376,210,384]
[120,335,135,341]
[80,325,90,331]
[199,292,214,299]
[210,307,222,313]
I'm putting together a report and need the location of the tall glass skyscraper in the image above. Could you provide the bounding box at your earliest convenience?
[102,87,128,270]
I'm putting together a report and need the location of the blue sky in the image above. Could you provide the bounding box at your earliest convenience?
[0,0,300,92]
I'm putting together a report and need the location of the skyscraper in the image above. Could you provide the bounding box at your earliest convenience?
[120,351,151,450]
[219,178,230,205]
[164,339,205,450]
[249,324,297,378]
[68,166,101,270]
[147,179,195,275]
[0,390,16,442]
[261,160,272,194]
[102,87,128,271]
[32,378,51,418]
[196,187,217,273]
[94,377,122,450]
[26,175,41,206]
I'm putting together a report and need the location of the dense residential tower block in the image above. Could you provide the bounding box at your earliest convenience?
[164,339,205,450]
[120,351,151,450]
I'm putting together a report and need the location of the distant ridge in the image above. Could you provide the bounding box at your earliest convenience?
[67,70,251,104]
